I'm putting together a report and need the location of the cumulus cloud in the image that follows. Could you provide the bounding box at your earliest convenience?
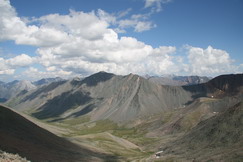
[22,67,73,80]
[186,45,237,75]
[6,54,34,67]
[0,0,241,80]
[0,0,174,78]
[0,58,15,75]
[0,0,70,47]
[0,53,34,76]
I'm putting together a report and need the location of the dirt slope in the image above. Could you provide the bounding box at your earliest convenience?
[0,105,118,162]
[161,101,243,161]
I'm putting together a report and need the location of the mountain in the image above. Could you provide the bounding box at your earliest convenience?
[7,73,243,124]
[0,104,116,161]
[0,78,65,103]
[0,80,36,102]
[3,72,243,161]
[148,75,211,86]
[33,77,64,86]
[8,72,193,123]
[160,100,243,161]
[206,73,243,96]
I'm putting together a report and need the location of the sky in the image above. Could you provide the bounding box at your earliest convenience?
[0,0,243,82]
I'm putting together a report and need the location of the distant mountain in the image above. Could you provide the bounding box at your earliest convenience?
[0,77,65,103]
[183,73,243,99]
[7,73,243,124]
[0,104,115,161]
[8,72,192,123]
[206,74,243,95]
[0,80,36,102]
[4,72,243,161]
[33,77,64,86]
[148,75,211,86]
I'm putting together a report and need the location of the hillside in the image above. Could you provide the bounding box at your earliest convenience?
[0,104,117,162]
[159,101,243,161]
[8,72,193,123]
[0,80,36,102]
[3,73,243,161]
[148,75,210,86]
[6,73,243,125]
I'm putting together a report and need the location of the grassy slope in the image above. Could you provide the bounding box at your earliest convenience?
[0,105,118,162]
[48,117,156,160]
[160,101,243,161]
[31,96,243,161]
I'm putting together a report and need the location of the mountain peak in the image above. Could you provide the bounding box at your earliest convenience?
[33,77,64,86]
[81,71,115,86]
[207,73,243,94]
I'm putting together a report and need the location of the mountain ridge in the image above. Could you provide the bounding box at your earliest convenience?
[7,72,243,124]
[2,72,243,161]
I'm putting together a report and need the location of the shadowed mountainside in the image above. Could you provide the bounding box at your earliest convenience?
[0,105,118,162]
[0,80,36,102]
[7,73,243,124]
[8,72,193,123]
[2,73,243,161]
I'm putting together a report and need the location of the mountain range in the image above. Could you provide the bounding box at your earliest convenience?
[0,74,210,104]
[147,74,211,86]
[0,77,64,103]
[1,72,243,161]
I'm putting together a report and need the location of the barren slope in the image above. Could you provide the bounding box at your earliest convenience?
[0,105,118,162]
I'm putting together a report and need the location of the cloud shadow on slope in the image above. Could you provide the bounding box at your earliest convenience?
[32,90,93,119]
[0,105,121,162]
[80,71,114,87]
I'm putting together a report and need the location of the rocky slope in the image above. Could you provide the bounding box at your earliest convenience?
[2,72,243,161]
[0,80,36,102]
[7,73,243,124]
[8,72,193,123]
[0,77,65,103]
[148,74,210,86]
[0,150,30,162]
[33,77,64,86]
[0,104,116,162]
[160,100,243,161]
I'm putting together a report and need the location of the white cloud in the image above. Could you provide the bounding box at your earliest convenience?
[118,18,155,32]
[0,0,241,79]
[0,53,34,76]
[186,45,237,75]
[39,10,109,41]
[6,54,34,67]
[97,9,156,33]
[0,69,15,75]
[0,58,15,75]
[0,0,71,47]
[23,67,73,80]
[144,0,172,13]
[135,21,156,32]
[43,45,177,76]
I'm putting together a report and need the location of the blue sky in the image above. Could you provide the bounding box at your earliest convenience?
[0,0,242,81]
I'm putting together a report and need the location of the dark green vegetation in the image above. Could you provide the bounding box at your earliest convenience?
[1,72,243,161]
